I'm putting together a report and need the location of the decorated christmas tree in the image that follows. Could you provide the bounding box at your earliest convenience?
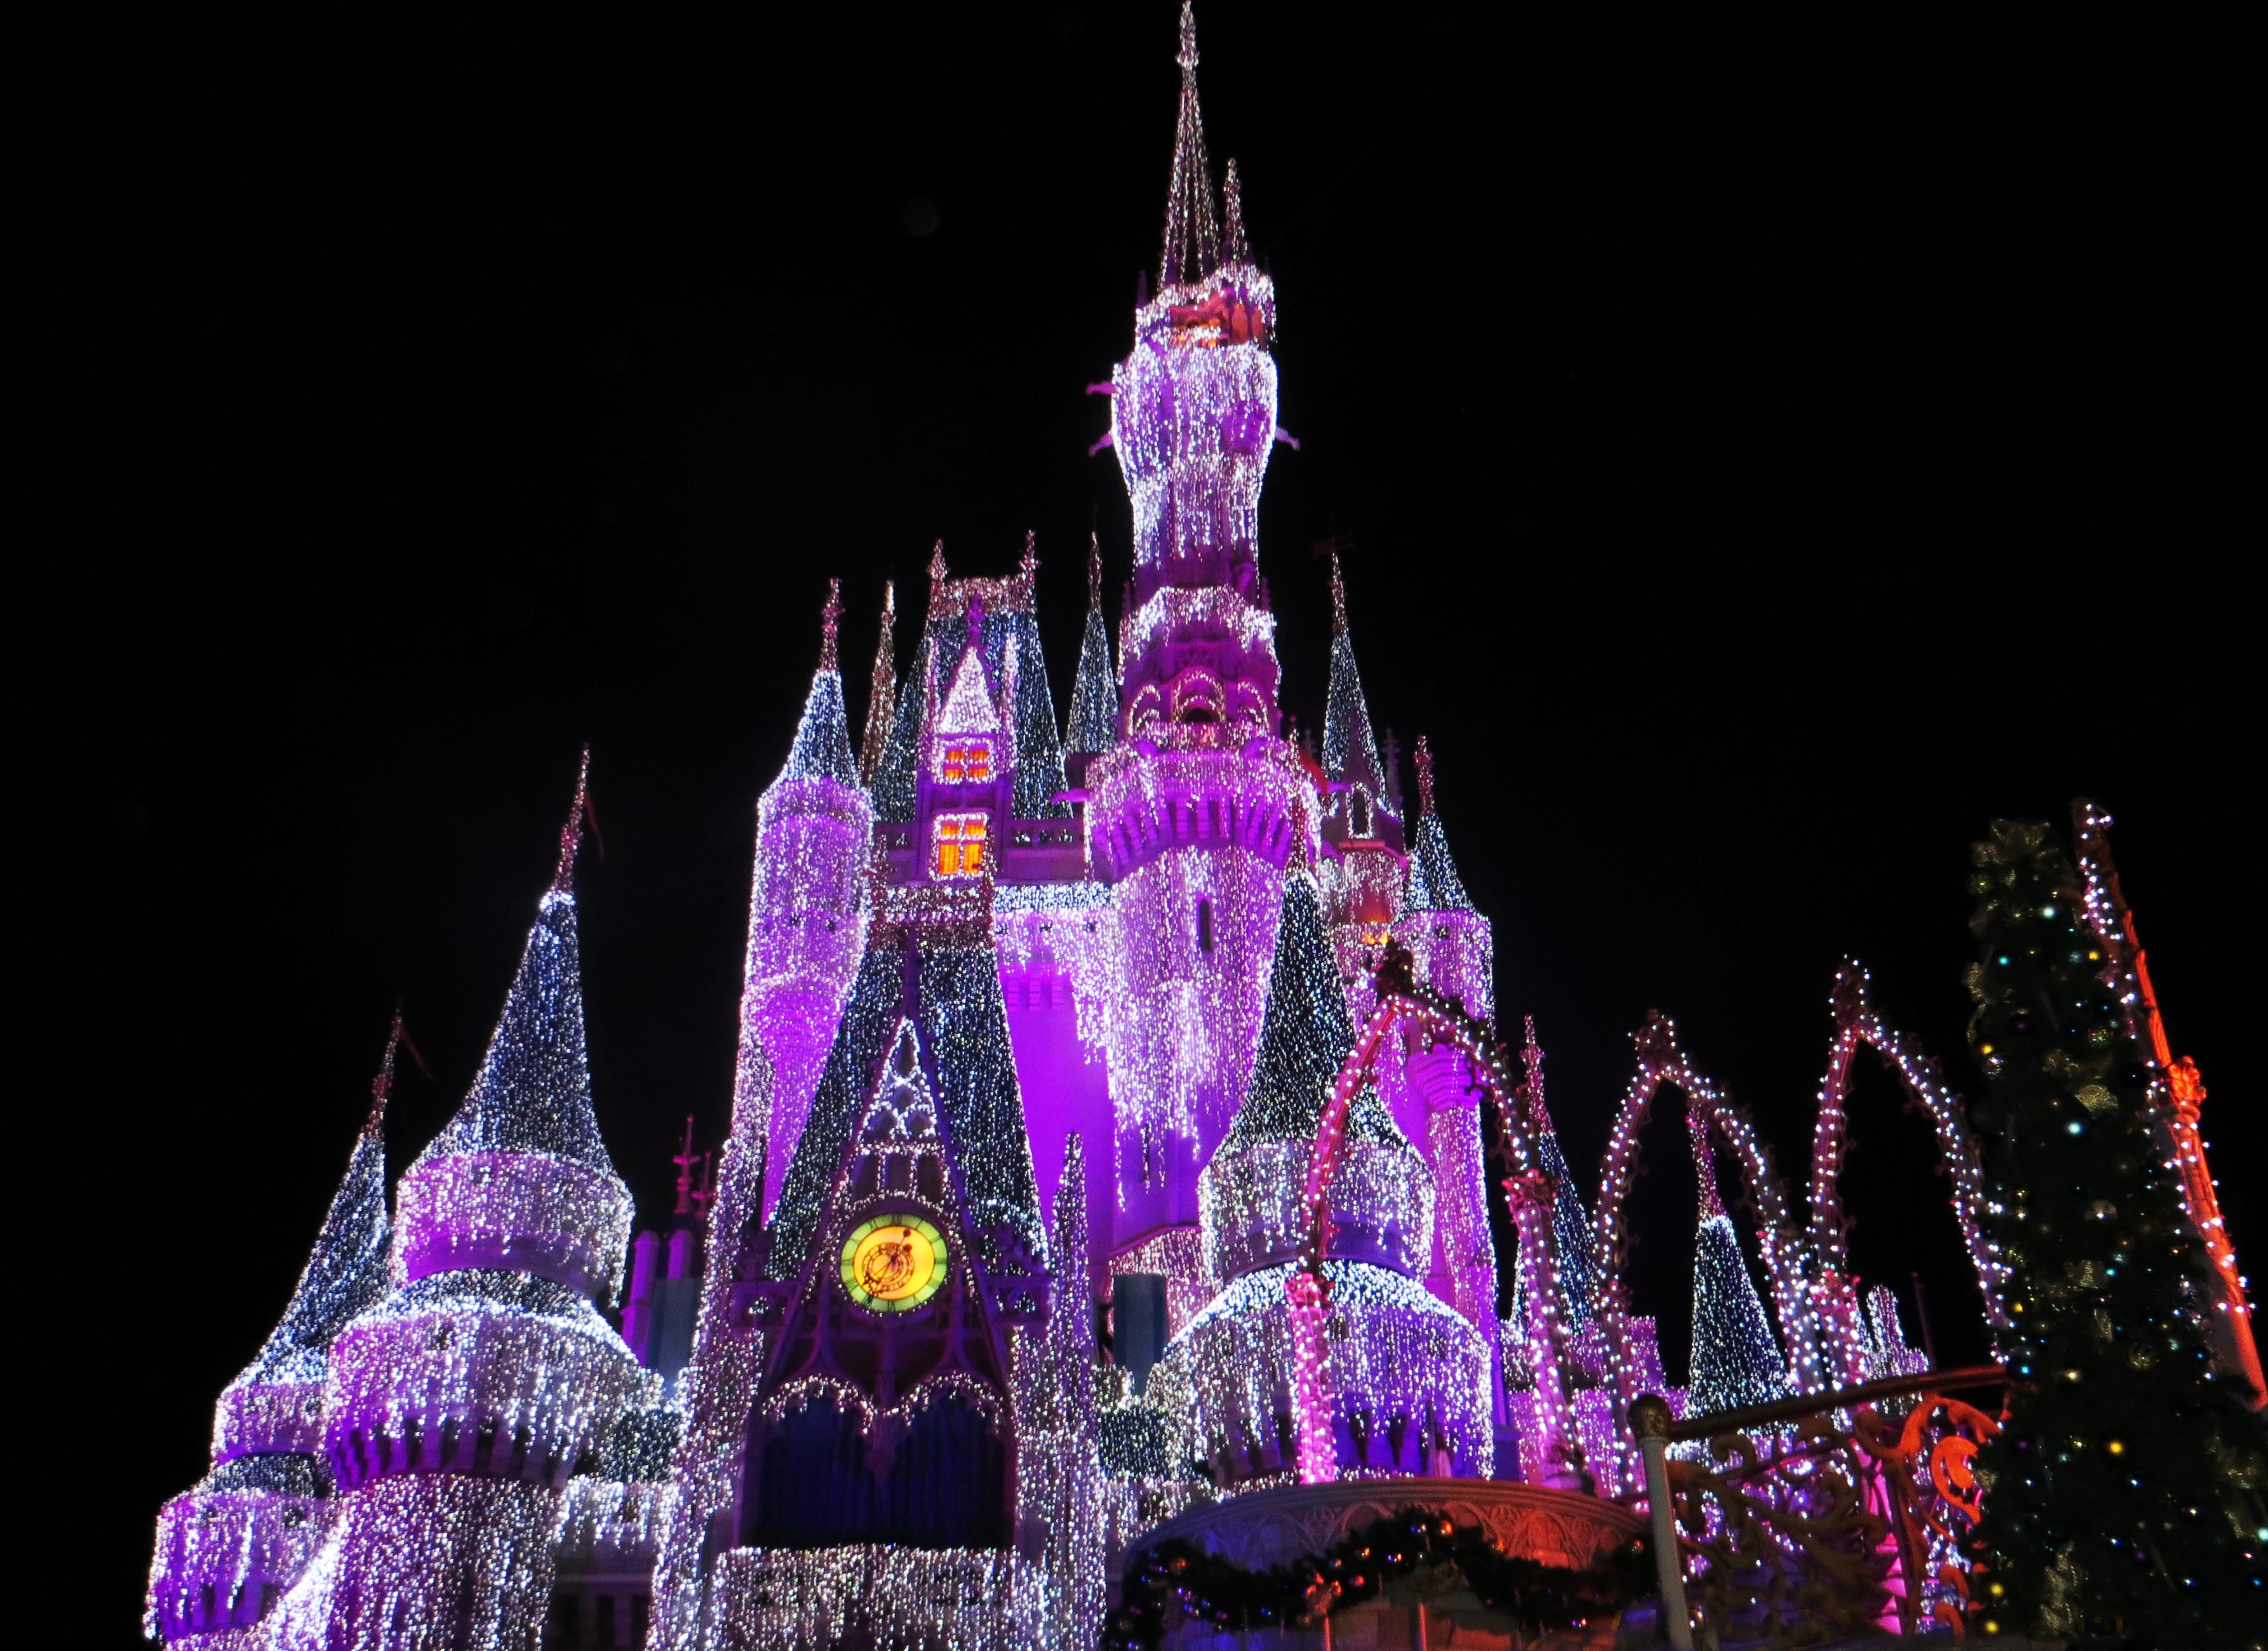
[1964,819,2264,1645]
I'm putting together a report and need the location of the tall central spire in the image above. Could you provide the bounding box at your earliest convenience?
[1161,1,1219,288]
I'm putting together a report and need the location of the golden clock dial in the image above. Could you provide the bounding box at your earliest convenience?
[840,1213,949,1314]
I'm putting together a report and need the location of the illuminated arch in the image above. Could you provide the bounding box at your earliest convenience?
[1284,946,1585,1487]
[1806,960,2013,1382]
[1590,1013,1816,1493]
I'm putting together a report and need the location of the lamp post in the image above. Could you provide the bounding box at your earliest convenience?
[1628,1394,1694,1650]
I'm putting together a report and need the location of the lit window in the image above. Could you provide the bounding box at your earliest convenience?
[933,812,989,879]
[939,741,993,784]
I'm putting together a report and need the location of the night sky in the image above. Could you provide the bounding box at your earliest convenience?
[55,5,2251,1634]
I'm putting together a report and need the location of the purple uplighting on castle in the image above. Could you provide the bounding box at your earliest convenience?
[147,10,2005,1648]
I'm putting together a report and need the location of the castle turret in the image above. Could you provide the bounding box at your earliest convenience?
[304,754,654,1651]
[1145,871,1491,1490]
[739,584,873,1219]
[145,1023,397,1643]
[1394,737,1492,1021]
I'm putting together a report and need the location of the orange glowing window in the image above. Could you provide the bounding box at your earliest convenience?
[940,742,993,785]
[933,812,989,879]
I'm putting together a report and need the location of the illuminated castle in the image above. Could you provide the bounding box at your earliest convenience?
[151,9,2065,1650]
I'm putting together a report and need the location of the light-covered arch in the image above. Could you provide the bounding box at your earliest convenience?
[1591,1013,1817,1493]
[1807,960,2012,1381]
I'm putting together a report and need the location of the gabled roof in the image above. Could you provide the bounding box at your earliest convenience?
[766,934,1043,1277]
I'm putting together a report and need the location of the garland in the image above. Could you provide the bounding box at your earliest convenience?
[1104,1506,1654,1650]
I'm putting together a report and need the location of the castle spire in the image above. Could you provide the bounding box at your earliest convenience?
[1221,157,1250,265]
[1064,534,1118,757]
[1160,1,1219,288]
[781,586,859,785]
[1321,554,1385,793]
[859,582,897,784]
[419,754,616,1173]
[222,1025,399,1405]
[1515,1018,1599,1327]
[1404,737,1477,912]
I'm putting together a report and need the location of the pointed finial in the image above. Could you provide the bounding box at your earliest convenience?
[1329,549,1349,637]
[928,541,949,614]
[819,579,843,673]
[368,1007,405,1135]
[1160,0,1219,286]
[1019,530,1038,582]
[552,744,593,894]
[860,582,899,785]
[1413,734,1437,817]
[1223,158,1249,264]
[1087,532,1103,613]
[672,1114,699,1216]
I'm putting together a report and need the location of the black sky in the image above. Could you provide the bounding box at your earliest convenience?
[41,4,2253,1636]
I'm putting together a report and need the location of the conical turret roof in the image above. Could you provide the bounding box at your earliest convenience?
[1404,737,1477,912]
[1513,1018,1597,1327]
[1322,555,1385,795]
[779,580,858,786]
[1065,536,1118,755]
[1222,872,1404,1150]
[415,757,617,1176]
[1686,1100,1786,1411]
[227,1030,398,1391]
[859,583,898,785]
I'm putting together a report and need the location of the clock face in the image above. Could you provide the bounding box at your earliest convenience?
[840,1214,949,1314]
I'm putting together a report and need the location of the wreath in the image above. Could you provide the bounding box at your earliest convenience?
[1104,1505,1654,1650]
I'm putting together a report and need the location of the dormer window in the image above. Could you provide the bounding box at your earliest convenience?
[932,812,990,879]
[939,741,993,785]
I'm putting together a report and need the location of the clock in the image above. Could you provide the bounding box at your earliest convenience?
[840,1213,950,1314]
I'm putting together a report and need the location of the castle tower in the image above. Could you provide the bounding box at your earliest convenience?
[739,584,873,1220]
[146,1023,398,1643]
[1084,3,1320,1297]
[300,756,654,1650]
[1148,870,1491,1488]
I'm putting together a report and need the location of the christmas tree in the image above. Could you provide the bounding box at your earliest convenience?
[1964,819,2264,1645]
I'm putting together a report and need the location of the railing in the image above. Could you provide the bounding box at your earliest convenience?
[1630,1366,2006,1649]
